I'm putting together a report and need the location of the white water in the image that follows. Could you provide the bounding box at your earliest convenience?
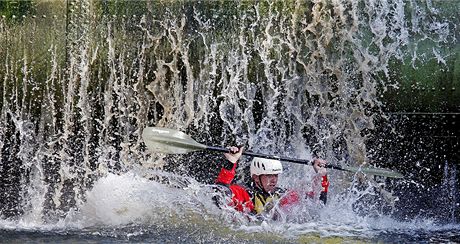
[0,0,458,242]
[1,167,458,242]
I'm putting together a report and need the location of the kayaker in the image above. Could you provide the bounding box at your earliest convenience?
[214,146,329,218]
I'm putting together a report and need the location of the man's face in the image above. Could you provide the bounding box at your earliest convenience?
[257,174,279,193]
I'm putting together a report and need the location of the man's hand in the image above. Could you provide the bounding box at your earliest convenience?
[224,146,243,164]
[312,158,327,176]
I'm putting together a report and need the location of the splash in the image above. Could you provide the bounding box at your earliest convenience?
[0,0,458,238]
[0,168,459,242]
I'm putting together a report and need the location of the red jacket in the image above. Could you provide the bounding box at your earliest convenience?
[215,161,329,214]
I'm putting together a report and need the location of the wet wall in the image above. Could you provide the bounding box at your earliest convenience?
[0,0,459,223]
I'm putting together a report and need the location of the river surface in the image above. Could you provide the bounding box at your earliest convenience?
[1,171,458,243]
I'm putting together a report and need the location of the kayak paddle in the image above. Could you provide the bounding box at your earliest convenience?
[142,127,404,179]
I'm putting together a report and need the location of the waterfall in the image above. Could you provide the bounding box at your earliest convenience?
[0,0,456,222]
[442,161,458,223]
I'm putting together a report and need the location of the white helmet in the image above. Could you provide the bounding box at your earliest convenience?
[250,157,283,176]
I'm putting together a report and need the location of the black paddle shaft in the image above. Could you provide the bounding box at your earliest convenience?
[142,127,402,178]
[206,146,347,171]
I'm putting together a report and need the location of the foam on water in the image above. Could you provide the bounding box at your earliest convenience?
[1,168,459,242]
[72,170,460,239]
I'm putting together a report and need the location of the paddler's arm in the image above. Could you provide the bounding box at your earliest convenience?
[213,146,254,213]
[215,146,243,185]
[309,158,329,204]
